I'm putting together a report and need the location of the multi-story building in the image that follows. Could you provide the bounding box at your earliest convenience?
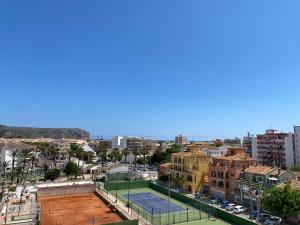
[175,135,188,146]
[223,138,242,147]
[234,165,295,210]
[293,126,300,166]
[111,136,126,150]
[126,137,144,151]
[0,143,35,173]
[242,133,253,156]
[142,139,158,153]
[171,144,210,193]
[209,148,256,201]
[252,129,294,169]
[202,145,230,157]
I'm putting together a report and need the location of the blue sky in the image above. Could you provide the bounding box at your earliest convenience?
[1,1,300,140]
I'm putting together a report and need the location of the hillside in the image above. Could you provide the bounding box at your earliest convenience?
[0,124,90,139]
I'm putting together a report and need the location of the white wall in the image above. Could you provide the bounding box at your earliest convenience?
[284,133,294,168]
[251,137,258,161]
[294,126,300,166]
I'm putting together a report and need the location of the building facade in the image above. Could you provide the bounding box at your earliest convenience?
[293,126,300,166]
[171,144,210,193]
[175,135,188,146]
[209,148,256,201]
[111,136,126,150]
[242,133,253,156]
[252,129,294,169]
[234,166,295,210]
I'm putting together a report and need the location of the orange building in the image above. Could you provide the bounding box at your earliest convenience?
[209,148,255,201]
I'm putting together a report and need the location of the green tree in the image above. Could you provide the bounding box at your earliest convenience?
[122,148,130,162]
[290,165,300,172]
[132,148,141,168]
[174,175,185,189]
[20,149,31,183]
[262,184,300,222]
[64,161,80,179]
[44,169,60,181]
[141,147,149,169]
[83,151,95,162]
[0,161,10,197]
[43,164,49,181]
[9,150,19,184]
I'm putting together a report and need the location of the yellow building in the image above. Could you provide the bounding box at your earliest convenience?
[171,145,210,193]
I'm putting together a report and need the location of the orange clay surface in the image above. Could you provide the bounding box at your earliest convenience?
[39,193,123,225]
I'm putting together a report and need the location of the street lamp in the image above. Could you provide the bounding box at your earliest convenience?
[168,170,171,225]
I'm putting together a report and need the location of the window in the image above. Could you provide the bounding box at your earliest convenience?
[187,175,193,182]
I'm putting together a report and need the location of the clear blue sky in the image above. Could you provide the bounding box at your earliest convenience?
[1,0,300,140]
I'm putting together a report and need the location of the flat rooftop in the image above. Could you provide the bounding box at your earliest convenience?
[39,193,123,225]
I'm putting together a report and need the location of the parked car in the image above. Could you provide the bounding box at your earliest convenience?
[233,205,247,214]
[258,213,272,223]
[264,216,281,225]
[226,203,236,211]
[221,200,230,209]
[210,198,218,204]
[249,210,257,220]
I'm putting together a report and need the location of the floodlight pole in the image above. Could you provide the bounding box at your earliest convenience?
[127,179,130,212]
[168,170,171,225]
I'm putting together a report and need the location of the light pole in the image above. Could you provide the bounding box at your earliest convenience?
[168,170,171,225]
[127,179,130,212]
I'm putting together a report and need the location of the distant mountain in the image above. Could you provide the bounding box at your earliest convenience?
[0,124,90,139]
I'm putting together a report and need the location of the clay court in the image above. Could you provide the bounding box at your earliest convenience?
[39,193,123,225]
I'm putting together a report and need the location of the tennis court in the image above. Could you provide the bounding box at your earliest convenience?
[124,192,184,214]
[112,187,214,225]
[39,193,123,225]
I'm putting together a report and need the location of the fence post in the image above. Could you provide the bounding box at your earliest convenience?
[186,204,189,222]
[151,207,154,225]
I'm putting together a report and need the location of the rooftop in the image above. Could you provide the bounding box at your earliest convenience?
[245,166,276,175]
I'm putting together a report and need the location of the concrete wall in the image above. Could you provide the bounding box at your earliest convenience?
[37,183,96,198]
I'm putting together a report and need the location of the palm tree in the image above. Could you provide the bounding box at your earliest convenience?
[132,148,141,169]
[0,161,10,181]
[9,150,19,184]
[20,149,31,183]
[100,148,107,167]
[0,161,10,195]
[30,154,38,178]
[122,148,130,162]
[141,147,149,170]
[15,166,23,185]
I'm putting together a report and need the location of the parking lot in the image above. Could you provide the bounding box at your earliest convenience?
[192,195,282,225]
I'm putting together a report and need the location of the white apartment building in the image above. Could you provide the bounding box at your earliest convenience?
[111,136,127,150]
[293,126,300,165]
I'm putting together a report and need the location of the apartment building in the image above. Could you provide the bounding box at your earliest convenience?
[111,136,126,150]
[0,143,35,172]
[223,138,242,147]
[252,129,294,169]
[175,135,188,146]
[171,144,210,193]
[126,137,144,151]
[209,148,256,201]
[293,126,300,166]
[235,166,295,210]
[242,133,253,156]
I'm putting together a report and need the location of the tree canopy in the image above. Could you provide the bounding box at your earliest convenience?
[262,184,300,221]
[64,161,80,179]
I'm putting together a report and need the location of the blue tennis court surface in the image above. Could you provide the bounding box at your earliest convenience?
[123,192,185,215]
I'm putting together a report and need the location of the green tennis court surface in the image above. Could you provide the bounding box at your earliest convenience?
[111,187,223,225]
[177,219,231,225]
